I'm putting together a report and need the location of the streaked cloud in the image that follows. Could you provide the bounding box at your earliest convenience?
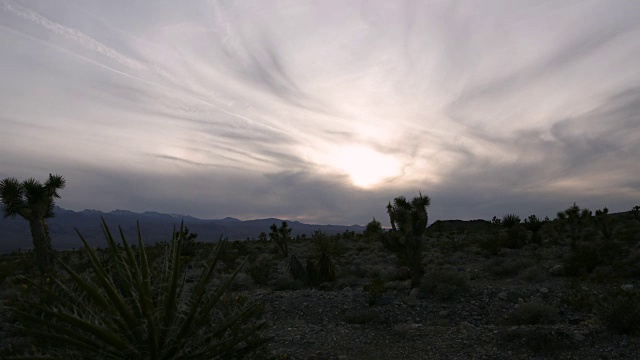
[1,0,638,226]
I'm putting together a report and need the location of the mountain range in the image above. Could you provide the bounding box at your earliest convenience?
[0,206,365,252]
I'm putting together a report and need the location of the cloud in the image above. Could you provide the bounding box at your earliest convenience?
[1,0,639,225]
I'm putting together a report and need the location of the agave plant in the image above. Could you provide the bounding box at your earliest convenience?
[12,219,268,359]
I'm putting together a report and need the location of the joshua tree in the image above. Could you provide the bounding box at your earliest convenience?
[501,214,521,228]
[523,214,546,244]
[594,207,616,241]
[556,202,592,247]
[386,202,397,231]
[269,221,291,258]
[0,174,65,274]
[174,223,198,257]
[630,205,640,221]
[364,217,383,238]
[382,192,431,287]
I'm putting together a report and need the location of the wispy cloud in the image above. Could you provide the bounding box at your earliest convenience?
[1,0,638,225]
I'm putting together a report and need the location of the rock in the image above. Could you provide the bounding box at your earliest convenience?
[318,282,332,291]
[530,296,543,303]
[439,310,450,317]
[622,284,634,291]
[539,287,549,294]
[549,265,564,276]
[399,280,412,290]
[403,295,419,306]
[409,288,421,298]
[457,321,476,334]
[497,292,508,300]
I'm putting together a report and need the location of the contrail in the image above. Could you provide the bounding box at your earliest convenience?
[2,0,147,71]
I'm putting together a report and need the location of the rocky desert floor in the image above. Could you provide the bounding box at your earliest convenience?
[2,218,640,359]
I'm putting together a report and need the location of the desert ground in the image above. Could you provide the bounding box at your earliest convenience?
[1,210,640,359]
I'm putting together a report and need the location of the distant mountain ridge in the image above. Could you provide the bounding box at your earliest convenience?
[0,206,365,252]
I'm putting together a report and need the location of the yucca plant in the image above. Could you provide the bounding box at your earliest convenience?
[288,254,308,284]
[307,231,338,285]
[11,219,268,359]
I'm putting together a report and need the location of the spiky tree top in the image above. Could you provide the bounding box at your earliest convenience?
[0,174,66,220]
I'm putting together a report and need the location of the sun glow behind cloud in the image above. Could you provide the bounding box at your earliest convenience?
[324,145,402,189]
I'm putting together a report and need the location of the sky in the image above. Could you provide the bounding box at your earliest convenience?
[1,0,639,226]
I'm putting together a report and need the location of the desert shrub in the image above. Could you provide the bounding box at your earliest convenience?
[363,277,386,306]
[217,243,239,270]
[248,257,272,285]
[500,326,573,355]
[502,225,528,249]
[343,309,379,325]
[563,239,627,278]
[510,302,558,325]
[619,223,640,243]
[439,231,469,253]
[491,258,535,278]
[421,270,469,302]
[273,276,304,291]
[561,281,594,312]
[0,255,35,284]
[10,220,268,359]
[478,236,502,256]
[595,287,640,335]
[563,243,602,276]
[520,265,547,282]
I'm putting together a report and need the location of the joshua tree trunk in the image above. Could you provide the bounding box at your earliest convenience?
[28,218,54,274]
[1,174,65,275]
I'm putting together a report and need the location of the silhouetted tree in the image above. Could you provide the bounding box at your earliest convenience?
[556,202,592,247]
[594,207,615,241]
[382,192,431,287]
[501,214,521,228]
[269,221,291,258]
[523,214,546,244]
[174,223,198,257]
[364,217,382,237]
[0,174,65,274]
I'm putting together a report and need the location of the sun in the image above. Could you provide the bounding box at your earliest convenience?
[331,145,402,188]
